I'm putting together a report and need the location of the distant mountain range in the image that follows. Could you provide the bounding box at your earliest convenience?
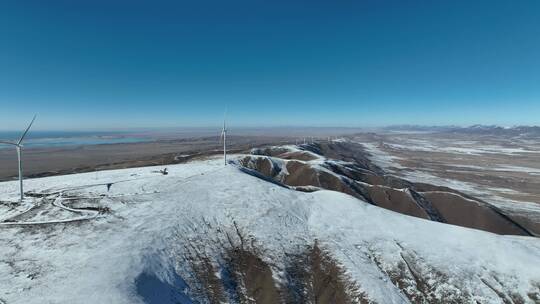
[384,125,540,137]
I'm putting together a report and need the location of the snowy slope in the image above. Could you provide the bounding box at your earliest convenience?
[1,156,540,303]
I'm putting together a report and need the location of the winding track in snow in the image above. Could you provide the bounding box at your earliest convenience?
[0,166,228,227]
[0,195,100,226]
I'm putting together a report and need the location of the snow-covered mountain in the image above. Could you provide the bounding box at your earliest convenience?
[1,153,540,303]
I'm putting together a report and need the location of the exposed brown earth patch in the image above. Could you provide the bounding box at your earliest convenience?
[364,187,429,219]
[224,247,281,304]
[171,219,367,304]
[421,191,529,235]
[284,242,372,304]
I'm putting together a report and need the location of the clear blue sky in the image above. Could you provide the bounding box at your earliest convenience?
[1,0,539,130]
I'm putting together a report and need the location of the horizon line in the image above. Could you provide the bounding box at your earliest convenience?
[1,123,539,133]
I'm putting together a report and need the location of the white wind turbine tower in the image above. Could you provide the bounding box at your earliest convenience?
[0,115,37,201]
[220,113,227,166]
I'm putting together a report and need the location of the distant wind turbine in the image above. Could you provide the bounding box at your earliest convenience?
[0,115,37,201]
[220,113,227,166]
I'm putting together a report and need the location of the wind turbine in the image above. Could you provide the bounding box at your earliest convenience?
[220,113,227,166]
[0,115,37,201]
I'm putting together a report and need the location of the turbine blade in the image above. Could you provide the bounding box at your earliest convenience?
[18,114,37,144]
[0,141,17,146]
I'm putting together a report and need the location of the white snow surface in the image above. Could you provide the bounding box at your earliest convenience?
[1,157,540,303]
[382,141,540,156]
[358,142,405,171]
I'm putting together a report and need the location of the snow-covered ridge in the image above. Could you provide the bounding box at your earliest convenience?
[238,142,536,237]
[1,156,540,303]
